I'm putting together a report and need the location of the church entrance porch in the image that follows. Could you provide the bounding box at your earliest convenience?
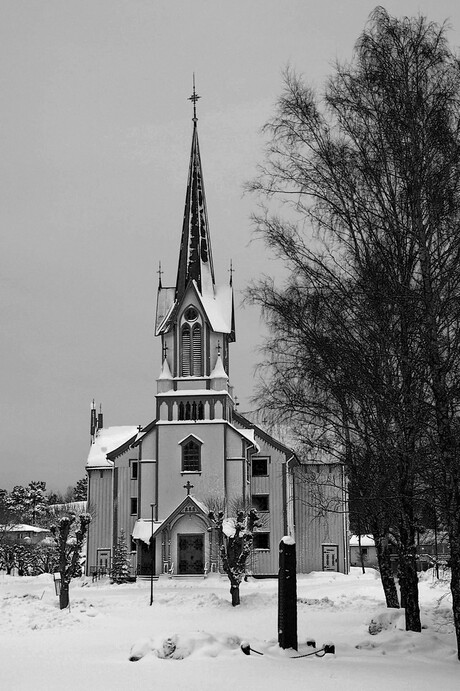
[178,533,204,574]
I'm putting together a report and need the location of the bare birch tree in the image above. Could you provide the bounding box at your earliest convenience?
[248,8,460,650]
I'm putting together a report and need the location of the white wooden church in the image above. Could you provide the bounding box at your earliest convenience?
[85,90,348,579]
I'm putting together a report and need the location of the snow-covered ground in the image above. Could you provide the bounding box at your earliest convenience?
[0,568,458,690]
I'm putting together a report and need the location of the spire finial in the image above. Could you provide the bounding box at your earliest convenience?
[229,259,234,287]
[157,261,163,290]
[188,74,200,123]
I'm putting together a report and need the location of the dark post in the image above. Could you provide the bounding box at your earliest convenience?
[433,507,439,580]
[278,536,298,650]
[150,503,154,606]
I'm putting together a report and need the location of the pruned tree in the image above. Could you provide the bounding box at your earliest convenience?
[50,513,91,609]
[208,508,260,606]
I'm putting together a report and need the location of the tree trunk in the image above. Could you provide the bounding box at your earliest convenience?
[448,510,460,659]
[230,583,240,607]
[398,548,421,632]
[373,532,399,608]
[357,530,365,574]
[59,581,70,610]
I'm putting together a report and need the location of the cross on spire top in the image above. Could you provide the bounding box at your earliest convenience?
[188,74,201,122]
[157,261,163,289]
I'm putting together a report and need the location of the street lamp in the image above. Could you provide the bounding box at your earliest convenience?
[150,503,155,606]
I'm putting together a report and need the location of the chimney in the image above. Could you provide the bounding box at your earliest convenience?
[90,400,97,440]
[98,404,104,431]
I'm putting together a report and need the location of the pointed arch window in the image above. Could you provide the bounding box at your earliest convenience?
[180,437,202,473]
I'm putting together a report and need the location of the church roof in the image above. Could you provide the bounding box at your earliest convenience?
[86,426,138,468]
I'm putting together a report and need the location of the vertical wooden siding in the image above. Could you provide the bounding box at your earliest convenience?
[294,463,348,573]
[86,469,113,573]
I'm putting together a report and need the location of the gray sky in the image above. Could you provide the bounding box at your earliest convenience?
[1,0,459,493]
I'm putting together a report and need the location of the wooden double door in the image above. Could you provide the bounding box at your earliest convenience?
[178,533,204,574]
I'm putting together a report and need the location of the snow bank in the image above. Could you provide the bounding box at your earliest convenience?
[130,631,241,661]
[1,568,459,690]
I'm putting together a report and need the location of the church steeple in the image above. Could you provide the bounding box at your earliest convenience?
[155,85,236,391]
[175,80,215,300]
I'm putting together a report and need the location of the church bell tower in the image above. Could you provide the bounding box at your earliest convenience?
[154,82,236,423]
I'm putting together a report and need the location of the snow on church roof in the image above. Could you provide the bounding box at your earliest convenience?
[198,283,233,333]
[155,281,233,336]
[86,426,138,468]
[132,519,165,545]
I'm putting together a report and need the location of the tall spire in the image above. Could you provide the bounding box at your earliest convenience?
[175,79,215,300]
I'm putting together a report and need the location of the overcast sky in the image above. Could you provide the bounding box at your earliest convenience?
[1,0,460,493]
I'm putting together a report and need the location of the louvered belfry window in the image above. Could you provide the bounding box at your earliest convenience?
[192,324,202,376]
[181,312,203,376]
[181,326,191,376]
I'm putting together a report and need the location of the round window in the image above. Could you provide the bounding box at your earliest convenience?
[184,307,198,322]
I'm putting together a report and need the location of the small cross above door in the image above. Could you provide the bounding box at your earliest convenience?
[183,480,194,496]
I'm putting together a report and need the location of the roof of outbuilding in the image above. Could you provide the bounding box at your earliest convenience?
[1,524,50,534]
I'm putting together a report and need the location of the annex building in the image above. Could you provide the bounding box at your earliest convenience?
[85,92,348,579]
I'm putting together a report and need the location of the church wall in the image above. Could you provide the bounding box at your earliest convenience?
[114,448,140,549]
[156,422,227,516]
[86,468,113,575]
[248,443,289,576]
[139,461,156,518]
[139,427,156,460]
[136,427,158,518]
[294,463,348,573]
[224,430,247,501]
[225,459,246,501]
